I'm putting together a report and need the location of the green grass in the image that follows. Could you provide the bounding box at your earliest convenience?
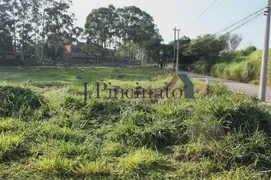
[0,66,170,86]
[192,48,271,87]
[0,66,271,179]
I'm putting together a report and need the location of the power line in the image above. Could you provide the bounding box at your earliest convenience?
[178,7,266,50]
[179,0,224,44]
[227,13,263,34]
[183,13,264,52]
[216,7,265,34]
[179,3,268,46]
[207,0,225,15]
[192,0,219,24]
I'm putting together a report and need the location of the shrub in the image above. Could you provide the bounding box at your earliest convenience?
[191,61,209,75]
[234,56,247,63]
[220,51,240,63]
[240,61,256,82]
[240,46,257,56]
[222,63,241,81]
[210,63,227,78]
[0,86,45,117]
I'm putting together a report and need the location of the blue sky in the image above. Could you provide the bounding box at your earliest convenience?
[71,0,267,50]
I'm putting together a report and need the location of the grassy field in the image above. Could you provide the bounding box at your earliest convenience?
[1,66,271,179]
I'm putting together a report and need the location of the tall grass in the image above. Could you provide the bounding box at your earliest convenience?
[191,60,210,75]
[1,67,271,179]
[192,48,271,86]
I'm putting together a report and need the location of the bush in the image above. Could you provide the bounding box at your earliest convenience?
[219,60,258,83]
[210,63,227,78]
[0,86,45,117]
[191,61,209,75]
[234,56,247,63]
[240,46,257,56]
[206,48,271,87]
[223,63,242,81]
[220,51,240,63]
[240,61,256,82]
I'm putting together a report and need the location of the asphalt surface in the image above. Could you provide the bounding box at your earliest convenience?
[179,71,271,103]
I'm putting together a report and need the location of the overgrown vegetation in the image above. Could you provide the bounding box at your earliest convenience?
[190,46,271,87]
[0,86,45,117]
[0,67,271,179]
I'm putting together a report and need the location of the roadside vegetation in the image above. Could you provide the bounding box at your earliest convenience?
[191,46,271,86]
[0,67,271,179]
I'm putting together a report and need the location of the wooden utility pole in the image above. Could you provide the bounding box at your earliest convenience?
[176,29,181,73]
[259,0,271,101]
[41,7,45,61]
[173,27,177,71]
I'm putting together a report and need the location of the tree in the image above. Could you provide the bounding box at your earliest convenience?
[117,6,158,45]
[169,36,192,65]
[189,34,228,63]
[45,1,80,58]
[144,36,175,68]
[0,0,13,53]
[159,44,174,68]
[227,34,242,51]
[0,0,84,64]
[17,0,34,62]
[85,5,118,48]
[31,0,42,57]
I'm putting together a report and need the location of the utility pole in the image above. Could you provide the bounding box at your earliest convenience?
[176,29,181,73]
[41,7,45,61]
[173,27,177,71]
[259,0,271,101]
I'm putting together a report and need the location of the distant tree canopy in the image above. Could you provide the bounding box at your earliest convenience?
[0,0,82,64]
[189,34,228,62]
[85,5,160,48]
[178,33,242,64]
[84,5,167,66]
[0,1,244,68]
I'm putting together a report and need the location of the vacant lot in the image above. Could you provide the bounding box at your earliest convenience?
[0,66,271,179]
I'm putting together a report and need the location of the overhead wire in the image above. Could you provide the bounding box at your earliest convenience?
[191,0,219,24]
[177,6,267,51]
[189,14,264,52]
[180,0,224,39]
[215,7,266,34]
[177,2,269,49]
[207,0,225,15]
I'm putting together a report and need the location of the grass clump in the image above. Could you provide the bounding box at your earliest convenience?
[113,148,172,178]
[0,86,45,117]
[0,133,28,162]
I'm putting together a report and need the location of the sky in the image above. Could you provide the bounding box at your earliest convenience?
[70,0,267,50]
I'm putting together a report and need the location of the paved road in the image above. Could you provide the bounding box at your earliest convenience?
[179,71,271,103]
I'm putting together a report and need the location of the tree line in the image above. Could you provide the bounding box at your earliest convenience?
[0,0,82,64]
[174,33,244,70]
[0,1,246,67]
